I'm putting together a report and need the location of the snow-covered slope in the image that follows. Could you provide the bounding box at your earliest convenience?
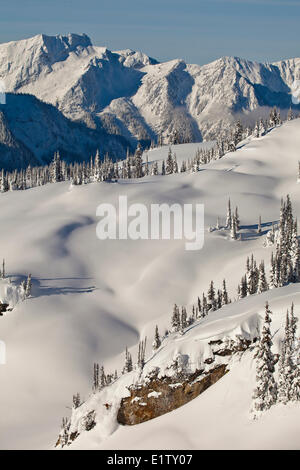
[70,285,300,450]
[1,33,300,153]
[0,120,300,449]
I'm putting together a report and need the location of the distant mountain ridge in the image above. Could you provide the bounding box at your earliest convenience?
[0,33,299,169]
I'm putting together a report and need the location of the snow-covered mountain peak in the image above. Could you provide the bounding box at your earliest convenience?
[114,48,159,69]
[39,33,92,60]
[0,33,300,168]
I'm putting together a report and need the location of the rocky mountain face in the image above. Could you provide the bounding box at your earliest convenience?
[0,33,299,169]
[0,93,129,170]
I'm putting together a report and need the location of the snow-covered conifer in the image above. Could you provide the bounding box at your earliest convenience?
[202,293,208,317]
[239,275,248,298]
[257,215,262,234]
[100,366,106,388]
[257,261,268,294]
[226,198,232,228]
[25,274,32,298]
[152,325,161,350]
[252,302,277,416]
[166,148,174,175]
[124,347,133,373]
[72,393,81,409]
[171,304,180,332]
[217,289,222,309]
[93,363,99,392]
[134,143,144,178]
[230,214,237,240]
[137,338,147,369]
[207,281,216,311]
[233,120,243,146]
[287,107,294,121]
[180,307,188,331]
[235,207,240,230]
[278,310,294,403]
[222,279,229,305]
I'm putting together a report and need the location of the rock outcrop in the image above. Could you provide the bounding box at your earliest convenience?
[117,364,228,425]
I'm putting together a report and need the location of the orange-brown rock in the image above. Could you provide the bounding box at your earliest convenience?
[117,364,228,425]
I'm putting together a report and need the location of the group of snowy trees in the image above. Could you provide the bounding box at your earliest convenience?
[238,196,300,296]
[169,279,230,334]
[167,195,300,339]
[278,303,300,404]
[212,198,264,241]
[252,302,300,417]
[269,196,300,287]
[0,259,32,302]
[92,362,118,393]
[20,273,32,300]
[238,256,268,298]
[213,198,241,240]
[1,107,298,194]
[91,338,148,394]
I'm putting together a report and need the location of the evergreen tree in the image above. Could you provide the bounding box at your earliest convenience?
[207,281,216,311]
[222,279,229,305]
[291,335,300,401]
[171,304,181,332]
[217,289,222,309]
[230,214,237,240]
[235,206,240,230]
[138,338,147,369]
[20,279,27,300]
[180,307,188,332]
[51,152,62,183]
[94,150,101,182]
[72,393,81,409]
[180,160,187,173]
[287,107,294,121]
[124,347,133,373]
[257,215,262,234]
[25,274,32,298]
[233,120,243,146]
[197,296,202,314]
[60,417,70,447]
[100,365,106,388]
[202,293,208,317]
[226,198,232,228]
[239,275,248,298]
[278,310,294,403]
[153,325,161,350]
[257,261,268,294]
[247,255,258,295]
[173,155,178,173]
[134,143,144,178]
[252,302,277,416]
[152,161,159,176]
[269,251,276,289]
[258,118,266,137]
[93,363,99,392]
[166,148,174,175]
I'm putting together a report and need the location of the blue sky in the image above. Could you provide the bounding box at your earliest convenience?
[1,0,300,64]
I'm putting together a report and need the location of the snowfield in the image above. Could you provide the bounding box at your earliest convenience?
[0,120,300,449]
